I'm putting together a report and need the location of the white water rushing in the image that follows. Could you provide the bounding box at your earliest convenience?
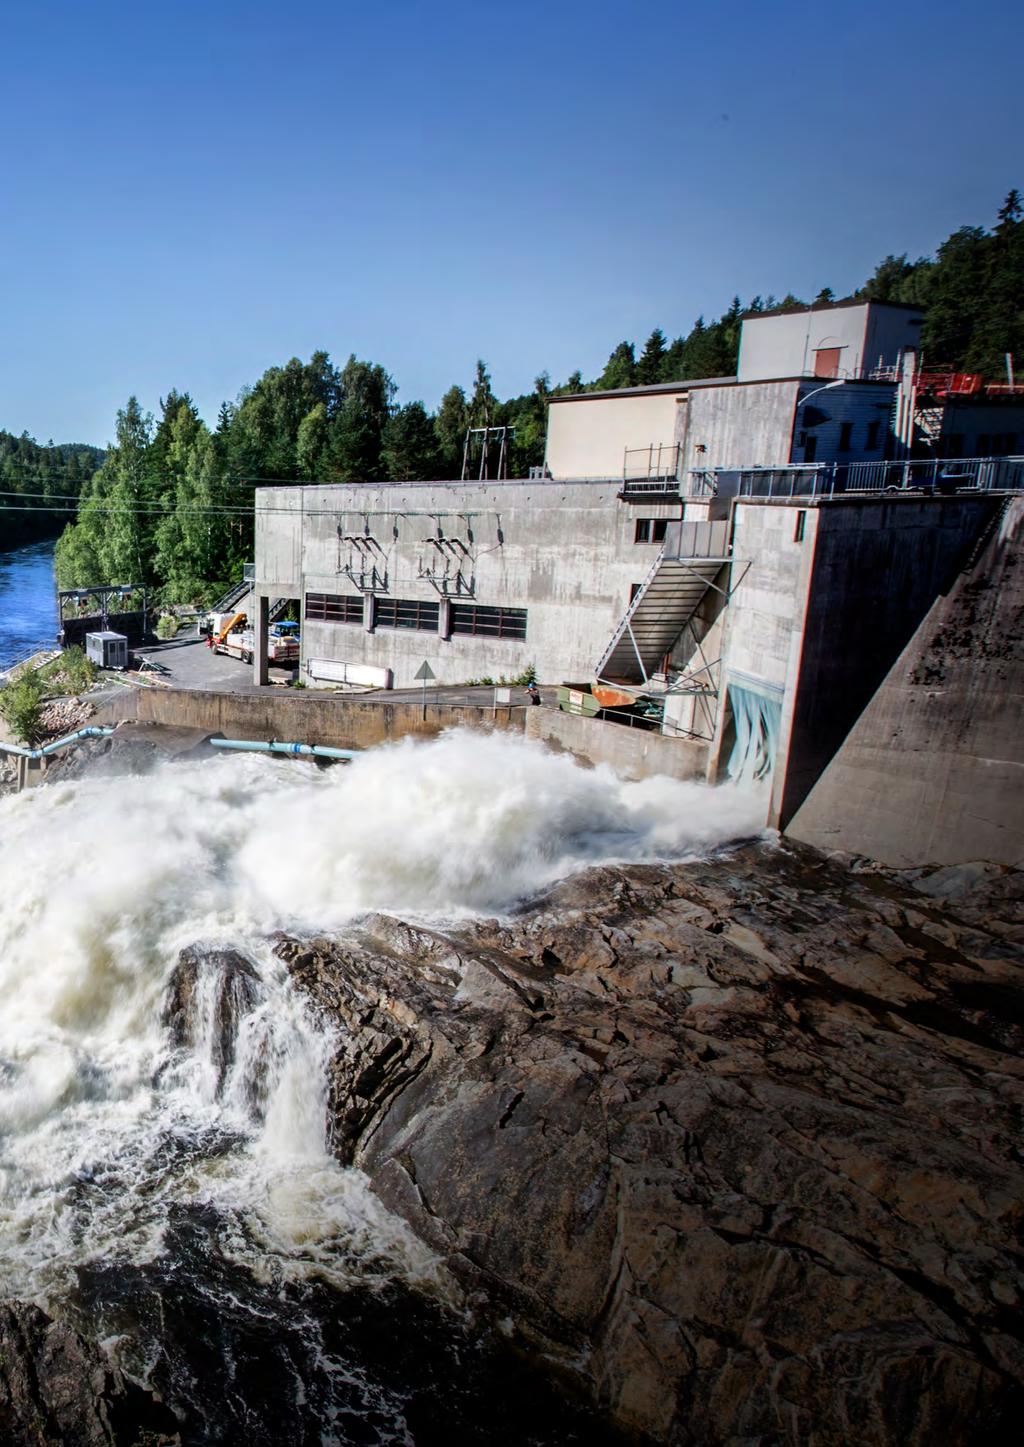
[0,729,763,1314]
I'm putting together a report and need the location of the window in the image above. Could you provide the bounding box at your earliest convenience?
[794,510,806,543]
[866,420,880,450]
[305,592,363,625]
[374,597,440,631]
[629,582,643,603]
[978,434,990,454]
[804,435,818,463]
[838,421,853,452]
[450,604,527,640]
[946,432,964,458]
[634,517,669,544]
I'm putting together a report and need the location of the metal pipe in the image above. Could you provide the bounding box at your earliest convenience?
[0,726,115,760]
[209,738,357,761]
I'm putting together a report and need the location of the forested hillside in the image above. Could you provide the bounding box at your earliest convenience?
[48,188,1024,604]
[0,433,105,548]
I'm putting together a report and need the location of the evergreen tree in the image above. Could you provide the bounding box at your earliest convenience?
[637,329,667,384]
[382,402,442,480]
[594,342,636,391]
[434,385,468,478]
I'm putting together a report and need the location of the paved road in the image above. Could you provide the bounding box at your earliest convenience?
[122,627,548,707]
[131,627,289,693]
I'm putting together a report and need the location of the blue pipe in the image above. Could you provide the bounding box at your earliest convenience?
[209,737,357,761]
[0,726,115,760]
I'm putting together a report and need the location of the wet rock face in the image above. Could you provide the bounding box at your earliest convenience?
[162,946,261,1095]
[279,842,1024,1446]
[0,1301,179,1446]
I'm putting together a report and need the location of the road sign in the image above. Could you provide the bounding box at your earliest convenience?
[414,660,436,681]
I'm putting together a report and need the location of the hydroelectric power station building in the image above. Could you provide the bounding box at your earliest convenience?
[253,301,1024,867]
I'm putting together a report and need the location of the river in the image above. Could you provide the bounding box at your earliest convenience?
[0,537,59,671]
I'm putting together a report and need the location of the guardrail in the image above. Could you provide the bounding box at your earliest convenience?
[623,443,681,482]
[686,455,1024,501]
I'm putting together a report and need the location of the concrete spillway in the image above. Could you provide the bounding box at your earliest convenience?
[790,497,1024,865]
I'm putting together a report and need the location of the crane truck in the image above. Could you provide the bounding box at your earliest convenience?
[209,614,299,667]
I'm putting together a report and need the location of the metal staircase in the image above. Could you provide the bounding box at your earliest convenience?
[210,578,252,614]
[596,521,732,685]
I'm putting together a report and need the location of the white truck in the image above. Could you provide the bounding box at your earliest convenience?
[212,618,299,667]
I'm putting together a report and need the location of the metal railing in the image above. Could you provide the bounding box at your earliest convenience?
[685,455,1024,501]
[623,443,682,482]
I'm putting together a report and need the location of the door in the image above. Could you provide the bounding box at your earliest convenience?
[813,347,841,378]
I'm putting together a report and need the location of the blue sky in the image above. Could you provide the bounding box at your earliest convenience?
[0,0,1018,444]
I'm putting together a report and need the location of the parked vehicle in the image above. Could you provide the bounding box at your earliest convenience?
[212,619,299,667]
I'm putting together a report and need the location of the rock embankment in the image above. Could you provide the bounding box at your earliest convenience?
[0,1302,179,1446]
[277,842,1024,1445]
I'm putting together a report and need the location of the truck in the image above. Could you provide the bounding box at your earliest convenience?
[212,617,299,667]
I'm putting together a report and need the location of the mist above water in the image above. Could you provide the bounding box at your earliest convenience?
[0,729,763,1437]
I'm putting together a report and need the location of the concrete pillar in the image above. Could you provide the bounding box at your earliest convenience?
[363,593,374,632]
[254,593,270,687]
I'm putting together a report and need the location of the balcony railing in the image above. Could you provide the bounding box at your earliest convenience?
[623,443,681,483]
[685,455,1024,501]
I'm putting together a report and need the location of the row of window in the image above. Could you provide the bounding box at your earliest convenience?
[799,420,882,460]
[304,593,528,640]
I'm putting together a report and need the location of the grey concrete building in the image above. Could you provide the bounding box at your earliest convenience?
[251,305,1023,866]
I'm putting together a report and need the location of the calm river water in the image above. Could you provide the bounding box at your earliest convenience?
[0,538,58,671]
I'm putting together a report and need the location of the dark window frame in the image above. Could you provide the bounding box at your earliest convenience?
[794,510,806,543]
[866,420,880,450]
[450,603,528,640]
[305,592,363,625]
[634,517,669,544]
[374,597,441,632]
[838,421,853,452]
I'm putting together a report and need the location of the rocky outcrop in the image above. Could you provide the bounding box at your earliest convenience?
[163,946,261,1087]
[278,841,1024,1445]
[0,1301,179,1446]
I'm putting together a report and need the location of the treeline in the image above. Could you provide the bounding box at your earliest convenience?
[50,189,1022,604]
[0,432,104,548]
[52,354,549,604]
[583,190,1024,393]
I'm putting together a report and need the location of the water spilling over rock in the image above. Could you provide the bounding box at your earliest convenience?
[0,730,765,1442]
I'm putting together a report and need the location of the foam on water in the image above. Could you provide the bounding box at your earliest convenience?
[0,727,764,1312]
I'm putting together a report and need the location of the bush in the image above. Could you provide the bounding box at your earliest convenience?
[0,676,45,745]
[39,646,97,696]
[156,615,180,640]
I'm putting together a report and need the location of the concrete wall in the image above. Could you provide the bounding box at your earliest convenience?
[863,306,924,375]
[255,481,680,688]
[526,706,709,782]
[544,391,685,479]
[94,686,525,751]
[738,308,869,382]
[789,498,1024,866]
[937,401,1024,456]
[775,494,998,828]
[738,303,923,383]
[682,380,799,474]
